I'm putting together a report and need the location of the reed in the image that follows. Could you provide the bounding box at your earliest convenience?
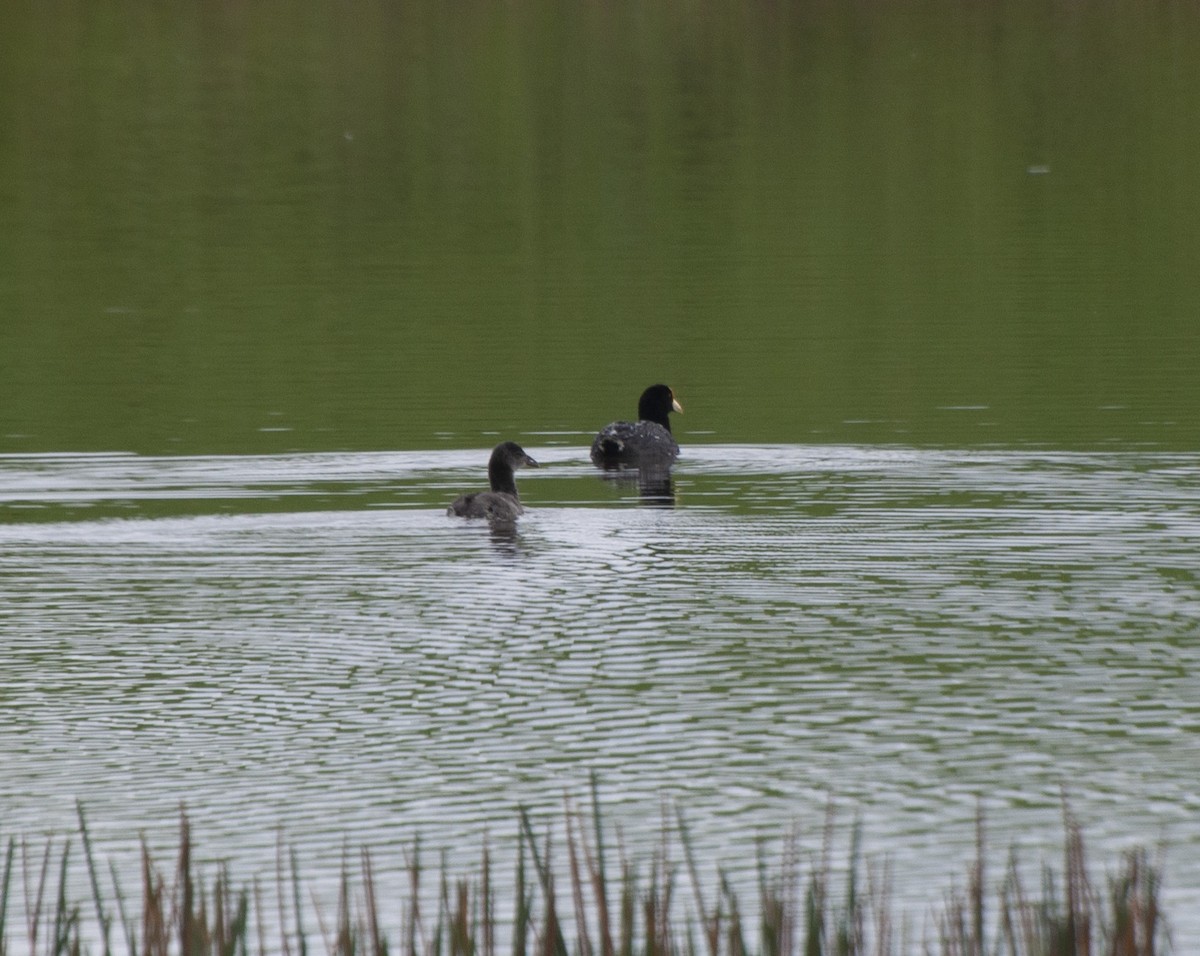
[0,785,1169,956]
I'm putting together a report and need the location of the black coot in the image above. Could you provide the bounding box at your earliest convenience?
[590,384,683,468]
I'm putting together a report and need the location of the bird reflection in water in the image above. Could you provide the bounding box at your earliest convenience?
[486,518,525,554]
[597,465,676,508]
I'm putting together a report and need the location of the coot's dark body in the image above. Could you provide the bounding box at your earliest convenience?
[590,385,683,469]
[448,442,538,520]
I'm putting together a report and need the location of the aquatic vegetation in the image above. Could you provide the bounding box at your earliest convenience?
[0,785,1168,956]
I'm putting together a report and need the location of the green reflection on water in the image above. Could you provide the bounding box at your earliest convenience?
[2,1,1198,454]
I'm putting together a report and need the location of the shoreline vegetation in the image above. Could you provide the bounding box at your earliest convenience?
[2,784,1167,956]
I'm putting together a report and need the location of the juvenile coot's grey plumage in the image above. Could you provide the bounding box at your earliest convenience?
[590,384,683,468]
[448,442,539,521]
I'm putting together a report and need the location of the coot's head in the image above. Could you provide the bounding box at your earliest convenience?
[485,441,539,498]
[637,385,683,428]
[492,441,539,470]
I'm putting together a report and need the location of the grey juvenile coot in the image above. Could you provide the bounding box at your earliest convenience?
[590,384,683,468]
[448,441,539,520]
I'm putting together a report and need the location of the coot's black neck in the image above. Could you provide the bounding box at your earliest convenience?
[488,459,519,497]
[638,398,673,432]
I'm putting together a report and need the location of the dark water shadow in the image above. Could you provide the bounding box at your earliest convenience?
[635,467,675,507]
[487,519,525,554]
[596,465,676,508]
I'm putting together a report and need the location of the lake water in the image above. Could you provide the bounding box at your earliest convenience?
[2,0,1199,950]
[1,444,1197,946]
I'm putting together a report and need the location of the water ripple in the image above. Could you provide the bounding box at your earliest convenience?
[1,445,1198,944]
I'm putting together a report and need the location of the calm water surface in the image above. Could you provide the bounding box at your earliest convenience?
[2,444,1197,945]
